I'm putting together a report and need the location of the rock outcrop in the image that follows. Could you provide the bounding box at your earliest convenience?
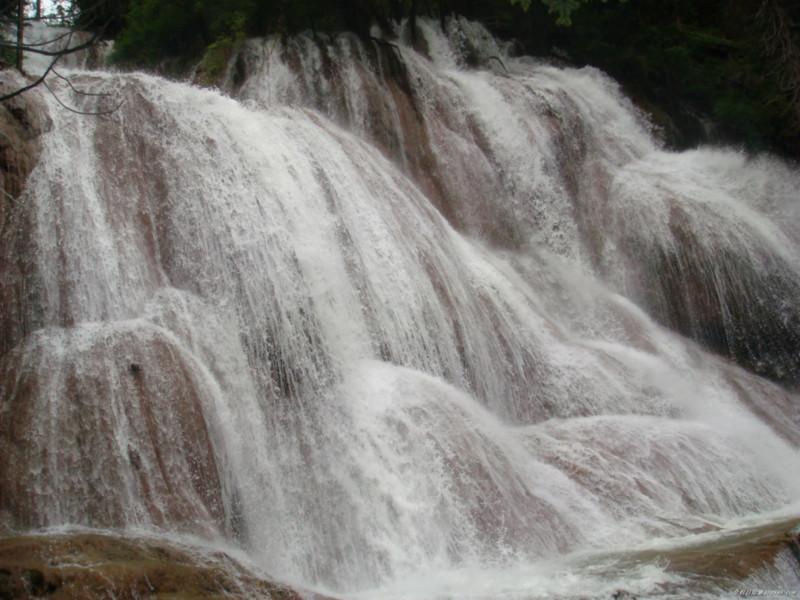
[0,532,330,600]
[0,73,50,236]
[0,323,229,535]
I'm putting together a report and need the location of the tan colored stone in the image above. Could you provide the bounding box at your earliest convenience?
[0,532,333,600]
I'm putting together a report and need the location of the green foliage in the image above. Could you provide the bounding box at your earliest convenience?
[112,0,193,65]
[1,0,22,68]
[109,0,597,68]
[0,44,16,69]
[90,0,800,155]
[519,0,800,154]
[509,0,532,12]
[195,37,234,87]
[72,0,130,37]
[111,0,253,66]
[513,0,622,26]
[541,0,585,25]
[195,11,247,87]
[713,95,769,148]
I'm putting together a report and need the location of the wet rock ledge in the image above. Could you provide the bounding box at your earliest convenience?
[0,532,330,600]
[0,73,50,231]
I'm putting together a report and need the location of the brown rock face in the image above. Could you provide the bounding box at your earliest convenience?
[230,27,800,389]
[0,80,55,361]
[0,76,51,216]
[655,245,800,386]
[0,532,327,600]
[0,323,229,536]
[0,77,51,323]
[593,515,800,593]
[607,197,800,387]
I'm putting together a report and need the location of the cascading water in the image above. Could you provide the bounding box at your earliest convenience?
[1,17,800,599]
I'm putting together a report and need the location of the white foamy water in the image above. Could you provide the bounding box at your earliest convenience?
[1,18,799,598]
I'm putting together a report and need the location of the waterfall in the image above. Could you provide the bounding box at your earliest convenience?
[1,17,799,598]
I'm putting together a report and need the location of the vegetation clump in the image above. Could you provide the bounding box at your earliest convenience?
[17,0,800,157]
[0,532,317,600]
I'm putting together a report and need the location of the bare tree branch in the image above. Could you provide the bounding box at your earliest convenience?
[43,78,123,115]
[0,53,60,102]
[0,7,114,108]
[0,29,102,57]
[14,28,75,48]
[51,67,111,96]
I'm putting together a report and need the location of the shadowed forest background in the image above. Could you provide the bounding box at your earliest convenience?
[5,0,795,156]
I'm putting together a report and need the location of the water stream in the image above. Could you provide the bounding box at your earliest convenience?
[1,17,799,598]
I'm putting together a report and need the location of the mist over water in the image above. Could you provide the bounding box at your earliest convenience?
[2,17,800,598]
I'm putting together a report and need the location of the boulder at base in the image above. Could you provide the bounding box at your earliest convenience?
[0,531,333,600]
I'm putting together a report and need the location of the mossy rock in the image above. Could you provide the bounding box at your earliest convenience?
[195,37,237,88]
